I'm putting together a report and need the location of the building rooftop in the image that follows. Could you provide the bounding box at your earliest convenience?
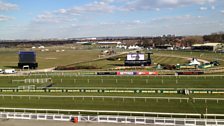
[203,43,222,46]
[192,43,222,47]
[192,44,203,47]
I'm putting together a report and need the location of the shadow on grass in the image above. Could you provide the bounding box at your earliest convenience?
[3,66,18,69]
[109,64,124,66]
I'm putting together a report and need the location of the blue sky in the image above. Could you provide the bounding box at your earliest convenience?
[0,0,224,39]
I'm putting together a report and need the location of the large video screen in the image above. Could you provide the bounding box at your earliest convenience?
[127,53,145,60]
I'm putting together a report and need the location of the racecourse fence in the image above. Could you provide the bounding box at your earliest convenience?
[1,111,224,126]
[1,107,224,119]
[1,94,224,104]
[0,95,190,103]
[1,87,224,94]
[12,78,51,84]
[28,72,224,77]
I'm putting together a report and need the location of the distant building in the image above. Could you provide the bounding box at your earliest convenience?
[97,41,121,44]
[76,41,93,45]
[116,45,127,49]
[192,43,223,51]
[128,45,142,50]
[38,46,45,49]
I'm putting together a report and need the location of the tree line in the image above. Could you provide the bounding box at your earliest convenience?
[138,32,224,47]
[203,32,224,43]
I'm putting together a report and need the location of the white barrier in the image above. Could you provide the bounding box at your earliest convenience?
[0,112,72,121]
[24,78,51,84]
[1,107,224,119]
[0,107,201,118]
[1,112,224,125]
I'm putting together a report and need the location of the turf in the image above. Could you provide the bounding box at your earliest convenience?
[1,47,223,70]
[52,76,224,88]
[0,96,223,114]
[153,50,224,66]
[0,48,101,69]
[1,92,224,98]
[72,55,188,69]
[0,48,224,116]
[1,75,224,89]
[0,75,224,116]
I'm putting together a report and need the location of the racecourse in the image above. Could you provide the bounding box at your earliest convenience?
[0,93,224,114]
[1,75,223,89]
[0,48,224,120]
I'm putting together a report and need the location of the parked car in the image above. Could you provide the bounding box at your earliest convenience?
[0,69,3,74]
[3,69,17,74]
[210,61,220,66]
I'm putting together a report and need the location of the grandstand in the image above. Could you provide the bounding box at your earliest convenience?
[192,43,223,51]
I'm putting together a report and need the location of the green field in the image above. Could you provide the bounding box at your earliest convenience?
[0,94,223,114]
[0,48,189,70]
[1,47,223,70]
[153,50,224,66]
[72,55,188,69]
[0,47,224,116]
[43,76,224,89]
[1,75,224,89]
[0,48,101,69]
[0,74,224,116]
[63,49,224,70]
[1,92,224,98]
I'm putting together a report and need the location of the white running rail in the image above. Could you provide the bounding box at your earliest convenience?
[1,112,224,126]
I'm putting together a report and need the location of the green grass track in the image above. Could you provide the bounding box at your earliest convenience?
[1,76,224,89]
[0,96,224,114]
